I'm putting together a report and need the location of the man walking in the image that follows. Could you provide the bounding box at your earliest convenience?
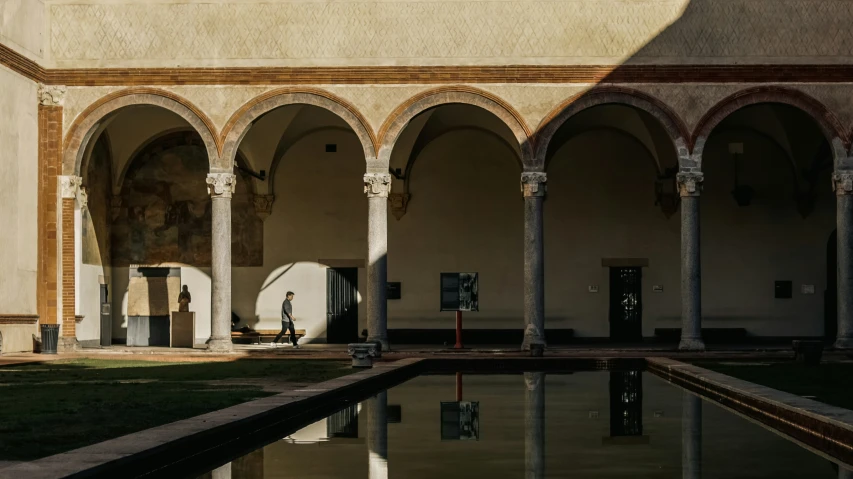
[271,291,300,348]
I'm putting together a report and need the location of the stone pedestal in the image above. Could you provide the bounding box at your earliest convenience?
[348,341,381,367]
[57,336,80,353]
[171,311,195,348]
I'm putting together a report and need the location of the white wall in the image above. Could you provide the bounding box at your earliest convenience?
[0,0,44,62]
[0,64,38,316]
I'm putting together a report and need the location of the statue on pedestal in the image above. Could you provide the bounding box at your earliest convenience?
[178,285,191,312]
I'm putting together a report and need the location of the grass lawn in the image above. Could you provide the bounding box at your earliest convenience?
[0,358,351,461]
[692,360,853,411]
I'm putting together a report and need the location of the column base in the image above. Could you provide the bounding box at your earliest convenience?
[678,338,706,351]
[206,338,234,352]
[833,337,853,350]
[57,336,80,353]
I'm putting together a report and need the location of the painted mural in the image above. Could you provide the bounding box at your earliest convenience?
[82,134,112,266]
[112,132,262,267]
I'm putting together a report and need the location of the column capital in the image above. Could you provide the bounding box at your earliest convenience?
[364,173,392,198]
[38,84,67,107]
[253,194,274,220]
[206,173,236,199]
[60,175,82,199]
[676,172,704,197]
[833,171,853,196]
[521,172,547,197]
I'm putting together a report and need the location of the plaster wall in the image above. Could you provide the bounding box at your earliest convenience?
[0,323,37,353]
[45,0,853,68]
[0,0,45,62]
[0,65,38,316]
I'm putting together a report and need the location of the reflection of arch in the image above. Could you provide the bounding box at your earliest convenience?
[692,87,847,168]
[63,88,220,176]
[378,86,533,168]
[220,88,377,170]
[535,87,689,170]
[119,129,255,194]
[267,126,355,197]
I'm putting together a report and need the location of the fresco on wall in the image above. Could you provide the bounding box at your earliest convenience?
[82,134,112,266]
[111,132,262,267]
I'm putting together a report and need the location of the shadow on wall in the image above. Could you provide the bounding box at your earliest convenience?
[254,261,364,341]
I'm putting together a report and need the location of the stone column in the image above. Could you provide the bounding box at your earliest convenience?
[521,172,547,351]
[367,390,389,479]
[58,175,83,352]
[207,173,236,352]
[681,391,702,479]
[524,372,545,479]
[364,173,391,351]
[677,173,705,351]
[833,172,853,349]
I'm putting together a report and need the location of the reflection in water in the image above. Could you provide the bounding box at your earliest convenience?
[524,372,545,479]
[682,391,702,479]
[609,371,643,437]
[841,465,853,479]
[367,390,388,479]
[328,403,359,438]
[209,462,231,479]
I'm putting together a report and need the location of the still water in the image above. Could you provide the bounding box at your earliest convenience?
[201,371,850,478]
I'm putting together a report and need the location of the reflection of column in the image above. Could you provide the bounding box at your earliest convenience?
[232,448,264,479]
[59,175,82,351]
[365,173,391,351]
[367,390,389,479]
[839,465,853,479]
[682,391,702,479]
[207,173,236,352]
[521,172,546,351]
[677,173,705,351]
[525,372,545,479]
[834,172,853,349]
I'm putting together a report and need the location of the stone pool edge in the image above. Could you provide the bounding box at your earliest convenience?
[0,358,425,479]
[647,357,853,466]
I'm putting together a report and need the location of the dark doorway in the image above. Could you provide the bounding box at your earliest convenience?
[826,229,838,342]
[100,284,111,346]
[609,267,643,341]
[327,268,358,343]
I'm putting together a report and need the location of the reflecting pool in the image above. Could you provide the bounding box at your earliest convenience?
[198,371,851,478]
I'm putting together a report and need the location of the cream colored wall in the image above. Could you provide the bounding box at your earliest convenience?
[0,65,38,316]
[0,323,37,353]
[44,0,853,68]
[0,0,45,62]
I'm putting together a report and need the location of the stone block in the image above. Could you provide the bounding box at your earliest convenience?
[170,312,195,348]
[347,342,381,368]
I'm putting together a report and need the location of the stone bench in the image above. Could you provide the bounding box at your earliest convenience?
[792,340,824,366]
[231,329,306,345]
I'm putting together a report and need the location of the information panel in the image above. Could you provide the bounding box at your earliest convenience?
[440,273,479,312]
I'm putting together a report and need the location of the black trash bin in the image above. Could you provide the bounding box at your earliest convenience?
[40,324,59,354]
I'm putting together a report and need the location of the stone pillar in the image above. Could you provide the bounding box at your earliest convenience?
[682,391,702,479]
[833,172,853,349]
[367,390,389,479]
[59,175,82,352]
[364,173,391,351]
[207,173,236,352]
[521,172,546,351]
[524,372,545,479]
[677,173,705,351]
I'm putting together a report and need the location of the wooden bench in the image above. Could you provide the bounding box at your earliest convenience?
[231,329,306,345]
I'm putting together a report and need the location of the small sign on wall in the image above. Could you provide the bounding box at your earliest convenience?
[387,282,402,300]
[588,285,599,293]
[801,284,815,295]
[653,285,664,293]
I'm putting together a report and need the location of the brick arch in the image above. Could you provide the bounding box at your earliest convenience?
[377,86,533,169]
[692,86,848,170]
[534,87,690,171]
[219,88,377,171]
[63,88,220,176]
